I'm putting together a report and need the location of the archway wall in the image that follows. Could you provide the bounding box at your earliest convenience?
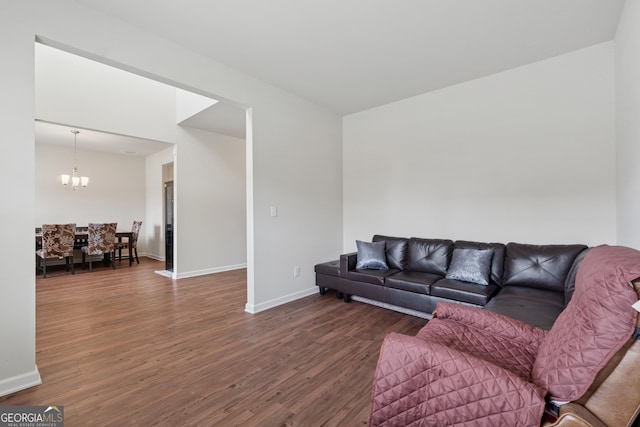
[0,0,343,395]
[36,42,247,277]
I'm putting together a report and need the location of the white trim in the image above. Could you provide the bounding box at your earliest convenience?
[0,368,42,397]
[245,286,317,314]
[154,270,175,279]
[140,252,164,262]
[174,263,247,279]
[245,108,255,313]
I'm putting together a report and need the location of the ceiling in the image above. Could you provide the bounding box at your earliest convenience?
[35,121,174,157]
[178,101,246,140]
[75,0,626,115]
[35,95,246,157]
[35,43,246,156]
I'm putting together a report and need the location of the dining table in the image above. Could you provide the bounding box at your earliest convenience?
[35,228,135,266]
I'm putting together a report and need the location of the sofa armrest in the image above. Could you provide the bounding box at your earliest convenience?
[544,403,606,427]
[339,252,357,278]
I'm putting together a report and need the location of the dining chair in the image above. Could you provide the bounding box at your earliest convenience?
[115,220,142,265]
[73,226,87,249]
[81,223,117,271]
[36,223,75,278]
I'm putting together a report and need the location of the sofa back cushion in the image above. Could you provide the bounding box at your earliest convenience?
[502,243,588,292]
[407,238,453,275]
[372,235,409,270]
[453,241,506,286]
[563,248,590,305]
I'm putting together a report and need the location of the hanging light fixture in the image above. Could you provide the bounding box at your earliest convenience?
[61,130,89,190]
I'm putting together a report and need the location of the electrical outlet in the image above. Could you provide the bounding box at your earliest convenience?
[293,266,300,278]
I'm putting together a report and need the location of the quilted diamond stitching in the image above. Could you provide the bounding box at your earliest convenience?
[370,333,545,426]
[533,245,640,401]
[370,246,640,426]
[420,319,539,380]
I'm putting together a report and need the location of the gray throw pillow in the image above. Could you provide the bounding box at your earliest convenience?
[445,248,494,285]
[356,240,389,270]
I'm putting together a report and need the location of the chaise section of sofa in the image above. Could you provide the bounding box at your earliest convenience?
[484,242,588,329]
[315,235,590,329]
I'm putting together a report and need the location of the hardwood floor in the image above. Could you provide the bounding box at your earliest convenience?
[1,258,426,426]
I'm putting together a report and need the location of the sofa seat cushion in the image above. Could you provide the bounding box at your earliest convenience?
[385,271,443,295]
[347,269,401,286]
[430,279,499,306]
[314,260,340,277]
[484,286,565,330]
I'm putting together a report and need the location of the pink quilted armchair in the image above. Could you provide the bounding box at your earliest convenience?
[370,245,640,427]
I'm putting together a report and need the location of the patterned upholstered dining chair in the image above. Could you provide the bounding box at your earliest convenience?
[36,223,75,278]
[81,223,117,272]
[115,220,142,265]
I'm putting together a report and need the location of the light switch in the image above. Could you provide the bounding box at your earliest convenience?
[270,206,277,217]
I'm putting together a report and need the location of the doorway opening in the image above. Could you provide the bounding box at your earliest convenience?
[164,178,174,272]
[35,40,250,288]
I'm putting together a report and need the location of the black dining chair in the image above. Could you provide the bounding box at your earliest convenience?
[115,220,142,265]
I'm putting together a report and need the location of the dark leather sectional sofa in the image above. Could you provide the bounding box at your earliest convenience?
[315,235,589,329]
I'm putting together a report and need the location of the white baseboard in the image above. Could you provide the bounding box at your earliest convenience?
[142,253,164,262]
[174,263,247,279]
[0,368,42,397]
[245,287,318,314]
[154,270,175,278]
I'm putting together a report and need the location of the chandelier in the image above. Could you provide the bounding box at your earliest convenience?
[61,130,89,190]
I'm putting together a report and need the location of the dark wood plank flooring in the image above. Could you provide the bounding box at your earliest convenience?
[1,258,426,426]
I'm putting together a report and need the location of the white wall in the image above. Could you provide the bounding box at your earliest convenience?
[615,1,640,250]
[248,97,343,311]
[0,5,40,395]
[35,144,147,251]
[36,43,176,144]
[343,42,616,251]
[36,38,248,275]
[176,89,218,124]
[1,0,343,396]
[174,126,247,277]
